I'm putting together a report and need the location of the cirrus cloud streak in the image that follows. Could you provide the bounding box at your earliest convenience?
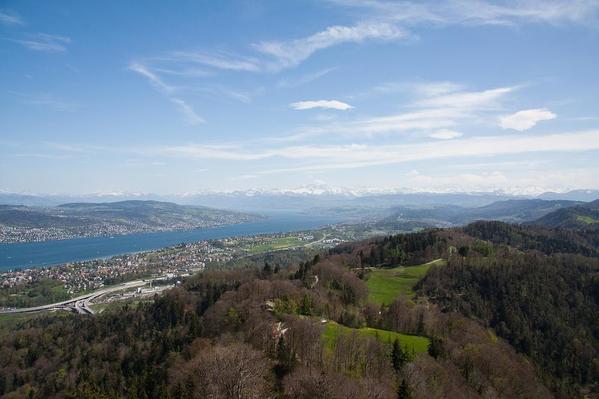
[290,100,353,110]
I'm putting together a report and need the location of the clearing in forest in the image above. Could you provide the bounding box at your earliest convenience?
[322,321,430,354]
[366,259,446,305]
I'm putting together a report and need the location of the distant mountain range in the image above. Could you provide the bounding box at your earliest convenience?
[0,200,260,243]
[380,199,583,228]
[2,188,597,211]
[537,189,599,202]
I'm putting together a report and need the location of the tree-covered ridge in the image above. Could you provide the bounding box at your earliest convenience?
[416,222,599,397]
[533,199,599,230]
[463,220,599,257]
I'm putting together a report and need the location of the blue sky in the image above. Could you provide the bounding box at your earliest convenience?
[1,0,598,195]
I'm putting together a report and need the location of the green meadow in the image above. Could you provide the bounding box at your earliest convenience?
[322,321,430,354]
[366,259,446,305]
[247,236,305,254]
[576,215,599,224]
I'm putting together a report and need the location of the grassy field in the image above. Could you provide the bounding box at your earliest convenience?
[90,297,147,314]
[576,215,599,224]
[366,259,445,305]
[0,278,71,309]
[322,321,430,354]
[0,311,69,331]
[0,312,40,325]
[247,236,305,254]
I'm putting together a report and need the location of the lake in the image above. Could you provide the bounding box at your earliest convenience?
[0,212,341,271]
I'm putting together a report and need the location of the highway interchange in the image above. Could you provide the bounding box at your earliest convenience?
[0,280,147,315]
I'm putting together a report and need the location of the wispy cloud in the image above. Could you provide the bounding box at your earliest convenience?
[0,10,24,26]
[12,92,81,112]
[185,85,255,104]
[329,0,599,27]
[45,142,104,154]
[429,129,463,139]
[142,130,599,169]
[278,67,337,88]
[411,81,465,97]
[167,50,261,72]
[169,98,205,125]
[129,62,174,93]
[414,87,515,109]
[9,33,71,53]
[290,100,353,111]
[12,153,72,160]
[499,108,556,131]
[129,62,205,125]
[138,22,406,78]
[373,80,463,96]
[254,22,407,70]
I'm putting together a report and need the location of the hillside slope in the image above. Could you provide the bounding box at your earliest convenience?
[0,200,260,243]
[533,199,599,229]
[335,221,599,397]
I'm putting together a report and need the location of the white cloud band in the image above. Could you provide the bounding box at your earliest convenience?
[290,100,353,110]
[500,108,556,131]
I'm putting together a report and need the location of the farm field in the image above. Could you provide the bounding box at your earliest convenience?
[322,321,430,354]
[366,259,446,305]
[247,236,305,254]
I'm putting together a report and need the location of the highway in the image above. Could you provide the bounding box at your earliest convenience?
[0,280,147,315]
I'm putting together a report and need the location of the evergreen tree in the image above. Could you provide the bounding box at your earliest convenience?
[300,294,312,316]
[263,262,272,276]
[398,379,412,399]
[428,336,444,359]
[416,312,425,335]
[392,338,408,371]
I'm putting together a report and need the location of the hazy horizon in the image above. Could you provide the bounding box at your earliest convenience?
[0,185,599,203]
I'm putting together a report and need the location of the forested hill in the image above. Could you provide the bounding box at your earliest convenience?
[419,222,599,397]
[1,221,597,398]
[463,220,599,257]
[332,221,599,396]
[533,199,599,229]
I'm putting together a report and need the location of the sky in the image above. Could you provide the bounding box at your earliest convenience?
[1,0,599,195]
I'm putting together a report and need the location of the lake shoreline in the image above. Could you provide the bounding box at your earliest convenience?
[0,212,341,271]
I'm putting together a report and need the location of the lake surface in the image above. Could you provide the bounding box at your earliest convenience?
[0,212,341,271]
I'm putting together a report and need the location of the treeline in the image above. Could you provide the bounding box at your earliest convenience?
[0,229,551,398]
[332,230,448,267]
[463,220,599,257]
[212,246,318,271]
